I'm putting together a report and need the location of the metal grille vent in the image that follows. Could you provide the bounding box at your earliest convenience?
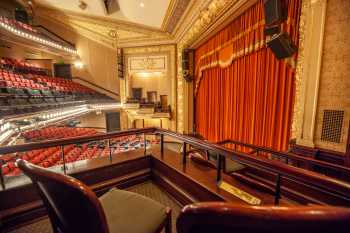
[321,110,344,143]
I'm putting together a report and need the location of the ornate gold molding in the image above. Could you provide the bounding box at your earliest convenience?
[121,45,177,131]
[175,0,238,133]
[291,0,310,140]
[162,0,191,33]
[291,0,328,148]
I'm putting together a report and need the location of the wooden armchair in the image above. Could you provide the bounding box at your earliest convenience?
[177,202,350,233]
[17,159,171,233]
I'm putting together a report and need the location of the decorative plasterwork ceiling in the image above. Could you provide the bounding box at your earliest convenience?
[30,0,255,49]
[33,0,192,48]
[35,0,173,28]
[35,6,172,48]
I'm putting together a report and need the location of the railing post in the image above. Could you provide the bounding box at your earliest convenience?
[160,134,164,157]
[61,145,66,175]
[107,139,112,162]
[144,134,147,156]
[0,159,5,190]
[182,142,187,164]
[274,174,281,205]
[216,154,222,182]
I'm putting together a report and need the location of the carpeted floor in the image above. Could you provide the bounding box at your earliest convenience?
[8,181,182,233]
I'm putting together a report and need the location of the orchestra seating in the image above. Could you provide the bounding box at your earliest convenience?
[22,126,99,141]
[1,127,157,177]
[0,57,114,117]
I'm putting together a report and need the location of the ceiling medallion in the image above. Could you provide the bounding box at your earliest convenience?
[78,1,88,10]
[108,29,118,39]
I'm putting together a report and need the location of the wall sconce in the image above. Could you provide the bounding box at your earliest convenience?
[74,60,84,69]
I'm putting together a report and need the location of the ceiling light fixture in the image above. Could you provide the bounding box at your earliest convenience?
[140,2,145,8]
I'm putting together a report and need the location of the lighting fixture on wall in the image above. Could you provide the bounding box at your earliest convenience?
[74,60,84,69]
[0,16,78,55]
[140,2,145,8]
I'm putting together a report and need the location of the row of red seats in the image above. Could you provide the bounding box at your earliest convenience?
[22,127,98,141]
[2,144,111,176]
[29,74,95,94]
[1,66,96,94]
[0,69,46,90]
[1,138,155,176]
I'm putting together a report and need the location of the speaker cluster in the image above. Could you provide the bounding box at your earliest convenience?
[182,49,195,82]
[264,0,297,59]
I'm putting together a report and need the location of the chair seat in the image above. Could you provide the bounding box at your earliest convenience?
[99,188,167,233]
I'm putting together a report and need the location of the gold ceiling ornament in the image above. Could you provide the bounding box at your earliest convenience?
[179,0,234,48]
[162,0,191,33]
[78,1,87,10]
[137,58,157,70]
[291,0,309,140]
[108,29,118,39]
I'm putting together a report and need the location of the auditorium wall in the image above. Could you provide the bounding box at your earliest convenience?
[314,0,350,153]
[34,17,119,96]
[77,112,107,132]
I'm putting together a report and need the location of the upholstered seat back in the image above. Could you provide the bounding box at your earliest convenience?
[17,159,109,233]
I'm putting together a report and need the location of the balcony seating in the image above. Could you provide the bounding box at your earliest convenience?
[0,57,115,117]
[176,202,350,233]
[16,159,172,233]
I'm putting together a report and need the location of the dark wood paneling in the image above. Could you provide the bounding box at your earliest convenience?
[291,144,345,165]
[152,170,197,206]
[150,147,286,205]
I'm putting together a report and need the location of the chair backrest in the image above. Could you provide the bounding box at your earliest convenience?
[16,159,109,233]
[177,202,350,233]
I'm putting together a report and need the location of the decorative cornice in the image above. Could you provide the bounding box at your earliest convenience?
[162,0,191,33]
[36,7,173,49]
[291,0,310,140]
[34,1,194,49]
[190,0,259,48]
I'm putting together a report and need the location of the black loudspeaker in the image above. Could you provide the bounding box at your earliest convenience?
[264,25,281,36]
[182,49,194,82]
[264,0,286,26]
[267,32,297,59]
[15,9,29,24]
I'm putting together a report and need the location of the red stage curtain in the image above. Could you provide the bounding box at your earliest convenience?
[195,0,301,151]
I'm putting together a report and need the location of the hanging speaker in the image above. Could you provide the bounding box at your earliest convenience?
[15,9,29,24]
[182,49,194,82]
[267,32,297,59]
[264,0,286,26]
[264,25,281,36]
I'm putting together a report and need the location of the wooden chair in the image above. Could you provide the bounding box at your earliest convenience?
[17,159,171,233]
[177,202,350,233]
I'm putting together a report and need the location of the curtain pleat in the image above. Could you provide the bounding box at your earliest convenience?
[195,0,301,151]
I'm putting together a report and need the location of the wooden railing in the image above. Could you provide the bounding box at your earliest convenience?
[217,139,350,180]
[1,128,350,205]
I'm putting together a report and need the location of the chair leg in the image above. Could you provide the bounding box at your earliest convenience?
[165,207,172,233]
